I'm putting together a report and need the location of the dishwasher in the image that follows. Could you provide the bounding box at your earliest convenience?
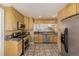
[43,33,49,43]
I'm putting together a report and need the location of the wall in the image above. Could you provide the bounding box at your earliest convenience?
[0,6,4,56]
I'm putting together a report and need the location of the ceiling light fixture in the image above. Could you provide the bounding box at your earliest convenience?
[38,16,42,18]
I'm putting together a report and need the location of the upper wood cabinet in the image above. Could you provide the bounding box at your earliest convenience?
[28,17,33,31]
[4,7,24,31]
[4,7,14,31]
[76,3,79,13]
[34,19,56,24]
[58,3,76,21]
[24,17,33,31]
[24,17,29,30]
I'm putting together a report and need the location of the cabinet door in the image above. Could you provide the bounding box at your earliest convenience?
[38,34,43,43]
[49,35,57,43]
[4,7,14,31]
[4,41,18,56]
[49,35,54,43]
[12,8,24,30]
[76,3,79,13]
[4,40,22,56]
[18,42,22,56]
[58,4,76,21]
[4,7,24,31]
[24,17,29,30]
[28,17,33,31]
[34,34,39,43]
[66,4,76,17]
[58,8,65,21]
[53,36,57,43]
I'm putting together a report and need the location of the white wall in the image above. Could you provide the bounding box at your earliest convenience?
[0,7,4,56]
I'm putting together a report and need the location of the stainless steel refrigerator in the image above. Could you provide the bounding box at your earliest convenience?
[61,15,79,56]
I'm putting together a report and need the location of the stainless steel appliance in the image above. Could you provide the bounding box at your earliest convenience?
[61,15,79,56]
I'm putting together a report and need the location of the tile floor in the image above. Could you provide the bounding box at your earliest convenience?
[25,43,59,56]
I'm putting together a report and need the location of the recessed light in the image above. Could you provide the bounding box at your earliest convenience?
[38,16,42,18]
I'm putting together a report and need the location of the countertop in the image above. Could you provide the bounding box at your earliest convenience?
[5,38,22,41]
[34,31,58,35]
[5,35,29,41]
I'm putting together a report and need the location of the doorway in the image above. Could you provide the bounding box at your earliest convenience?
[0,7,4,56]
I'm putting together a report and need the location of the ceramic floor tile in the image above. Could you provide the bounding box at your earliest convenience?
[25,43,59,56]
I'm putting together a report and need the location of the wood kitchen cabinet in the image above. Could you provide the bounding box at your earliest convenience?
[34,34,43,43]
[49,35,54,43]
[28,17,33,31]
[24,17,33,31]
[34,34,39,43]
[4,7,15,31]
[76,4,79,13]
[58,3,76,21]
[66,4,76,17]
[24,17,29,30]
[38,34,43,43]
[4,39,22,56]
[4,7,24,31]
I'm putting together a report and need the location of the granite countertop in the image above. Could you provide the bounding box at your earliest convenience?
[5,35,29,41]
[5,38,22,41]
[34,31,58,35]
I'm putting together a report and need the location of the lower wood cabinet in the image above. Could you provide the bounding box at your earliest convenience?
[49,35,57,43]
[4,39,22,56]
[34,34,43,43]
[34,34,39,43]
[34,34,57,43]
[49,35,54,43]
[38,34,43,43]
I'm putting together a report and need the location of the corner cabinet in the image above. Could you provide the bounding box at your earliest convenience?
[58,3,76,21]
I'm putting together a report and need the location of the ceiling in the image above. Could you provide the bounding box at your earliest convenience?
[8,3,67,18]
